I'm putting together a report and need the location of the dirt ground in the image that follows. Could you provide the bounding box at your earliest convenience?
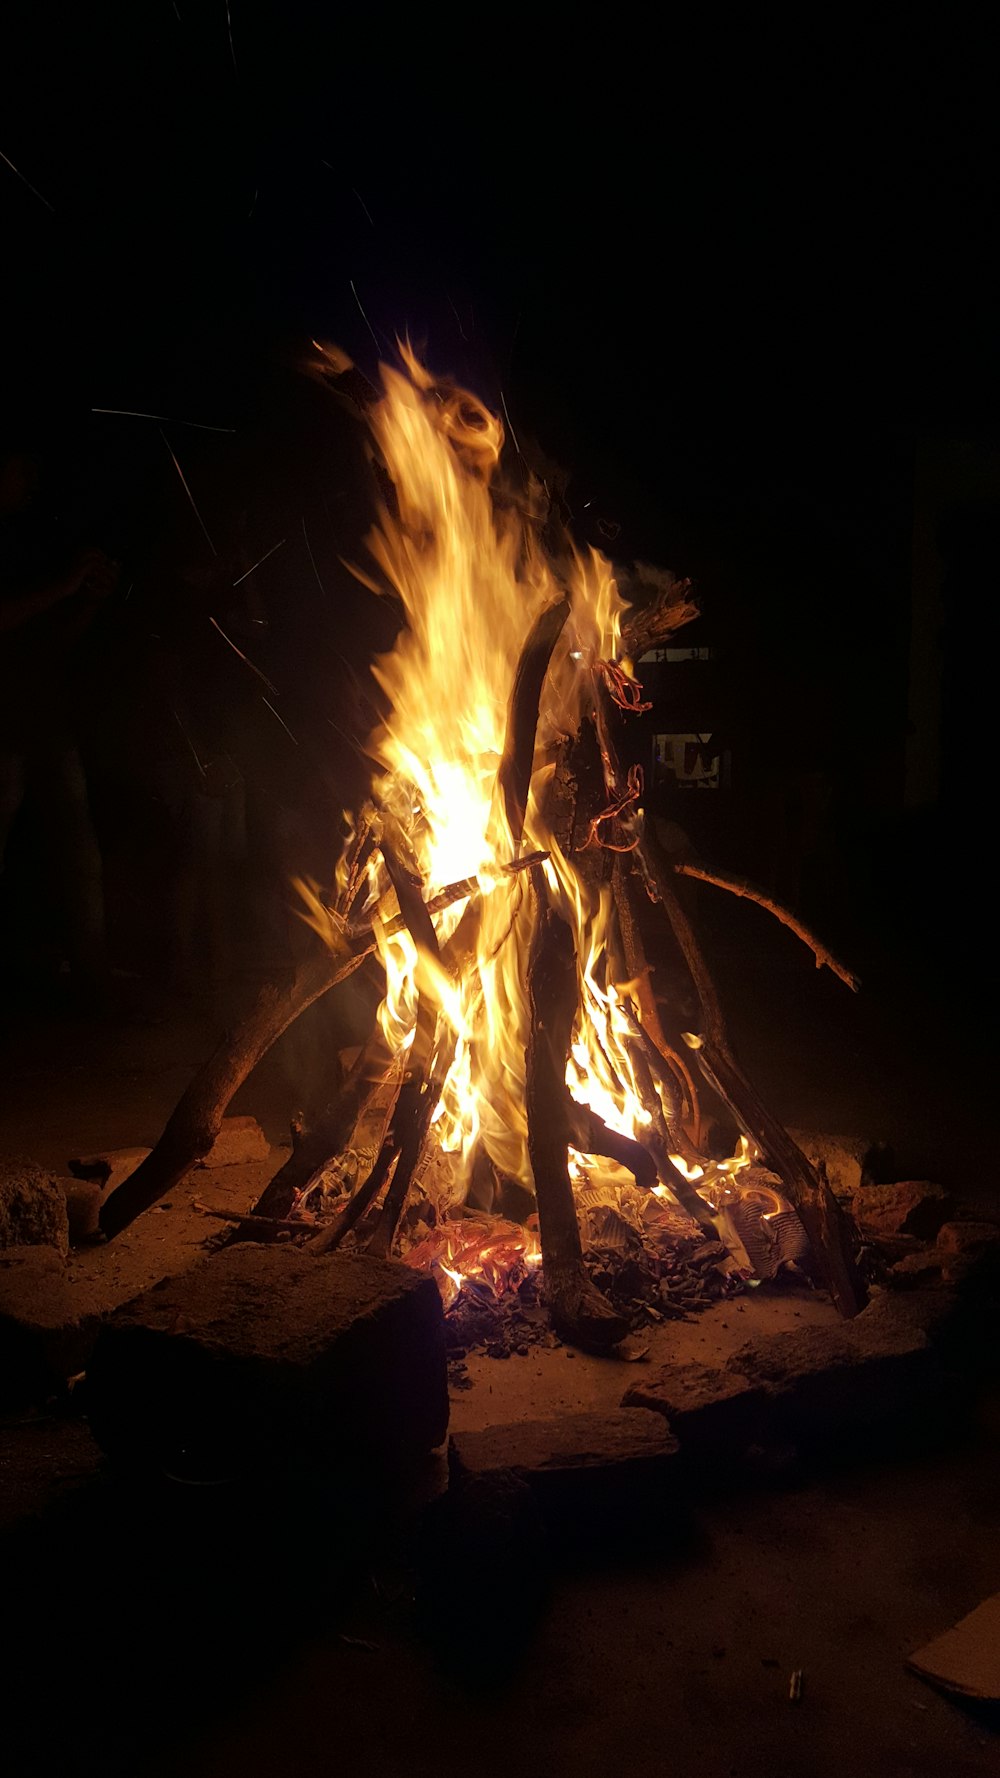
[2,903,999,1778]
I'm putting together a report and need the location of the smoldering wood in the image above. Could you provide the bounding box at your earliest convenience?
[525,871,628,1350]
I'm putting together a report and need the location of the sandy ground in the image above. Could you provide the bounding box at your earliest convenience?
[2,909,999,1777]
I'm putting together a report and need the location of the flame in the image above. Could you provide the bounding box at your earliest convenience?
[319,347,736,1242]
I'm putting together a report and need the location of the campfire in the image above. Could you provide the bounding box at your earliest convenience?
[96,345,867,1348]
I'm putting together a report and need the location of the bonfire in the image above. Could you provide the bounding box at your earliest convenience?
[98,344,866,1348]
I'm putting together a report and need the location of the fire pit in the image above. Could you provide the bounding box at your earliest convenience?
[93,344,867,1352]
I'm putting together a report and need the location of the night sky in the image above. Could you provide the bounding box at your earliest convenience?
[3,7,996,869]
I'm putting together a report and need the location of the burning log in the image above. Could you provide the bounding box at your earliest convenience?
[525,873,628,1351]
[99,855,543,1241]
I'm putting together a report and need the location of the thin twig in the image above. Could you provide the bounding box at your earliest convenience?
[194,1201,313,1232]
[673,863,860,991]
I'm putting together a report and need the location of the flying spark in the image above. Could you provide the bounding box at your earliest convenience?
[261,697,298,745]
[500,391,521,456]
[301,517,327,596]
[0,147,55,213]
[160,430,216,554]
[232,537,285,584]
[349,278,381,354]
[209,616,278,694]
[94,407,234,433]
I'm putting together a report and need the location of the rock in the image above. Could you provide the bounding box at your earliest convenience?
[852,1180,951,1241]
[787,1129,894,1200]
[448,1409,678,1533]
[0,1247,103,1406]
[890,1248,946,1285]
[937,1220,1000,1257]
[622,1359,774,1460]
[55,1176,102,1244]
[935,1220,1000,1291]
[725,1309,941,1450]
[68,1148,151,1192]
[0,1155,70,1255]
[86,1245,448,1482]
[198,1116,270,1168]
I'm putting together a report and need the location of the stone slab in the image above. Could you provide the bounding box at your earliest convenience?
[0,1246,103,1405]
[622,1359,774,1459]
[449,1409,678,1529]
[86,1244,449,1481]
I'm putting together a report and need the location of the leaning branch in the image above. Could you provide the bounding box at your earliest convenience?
[673,863,860,992]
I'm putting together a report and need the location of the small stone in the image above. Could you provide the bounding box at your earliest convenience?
[68,1148,151,1192]
[197,1116,270,1168]
[852,1180,951,1241]
[55,1176,102,1244]
[0,1156,70,1255]
[935,1220,1000,1291]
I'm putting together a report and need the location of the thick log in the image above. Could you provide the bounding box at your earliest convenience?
[634,823,867,1317]
[99,948,370,1239]
[526,873,628,1350]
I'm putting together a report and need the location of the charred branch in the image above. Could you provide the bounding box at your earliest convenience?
[673,862,860,992]
[526,871,628,1350]
[495,595,571,851]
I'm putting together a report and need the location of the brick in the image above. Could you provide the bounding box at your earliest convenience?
[86,1245,448,1481]
[449,1409,677,1530]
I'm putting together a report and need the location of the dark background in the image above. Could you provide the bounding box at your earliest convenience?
[2,5,997,989]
